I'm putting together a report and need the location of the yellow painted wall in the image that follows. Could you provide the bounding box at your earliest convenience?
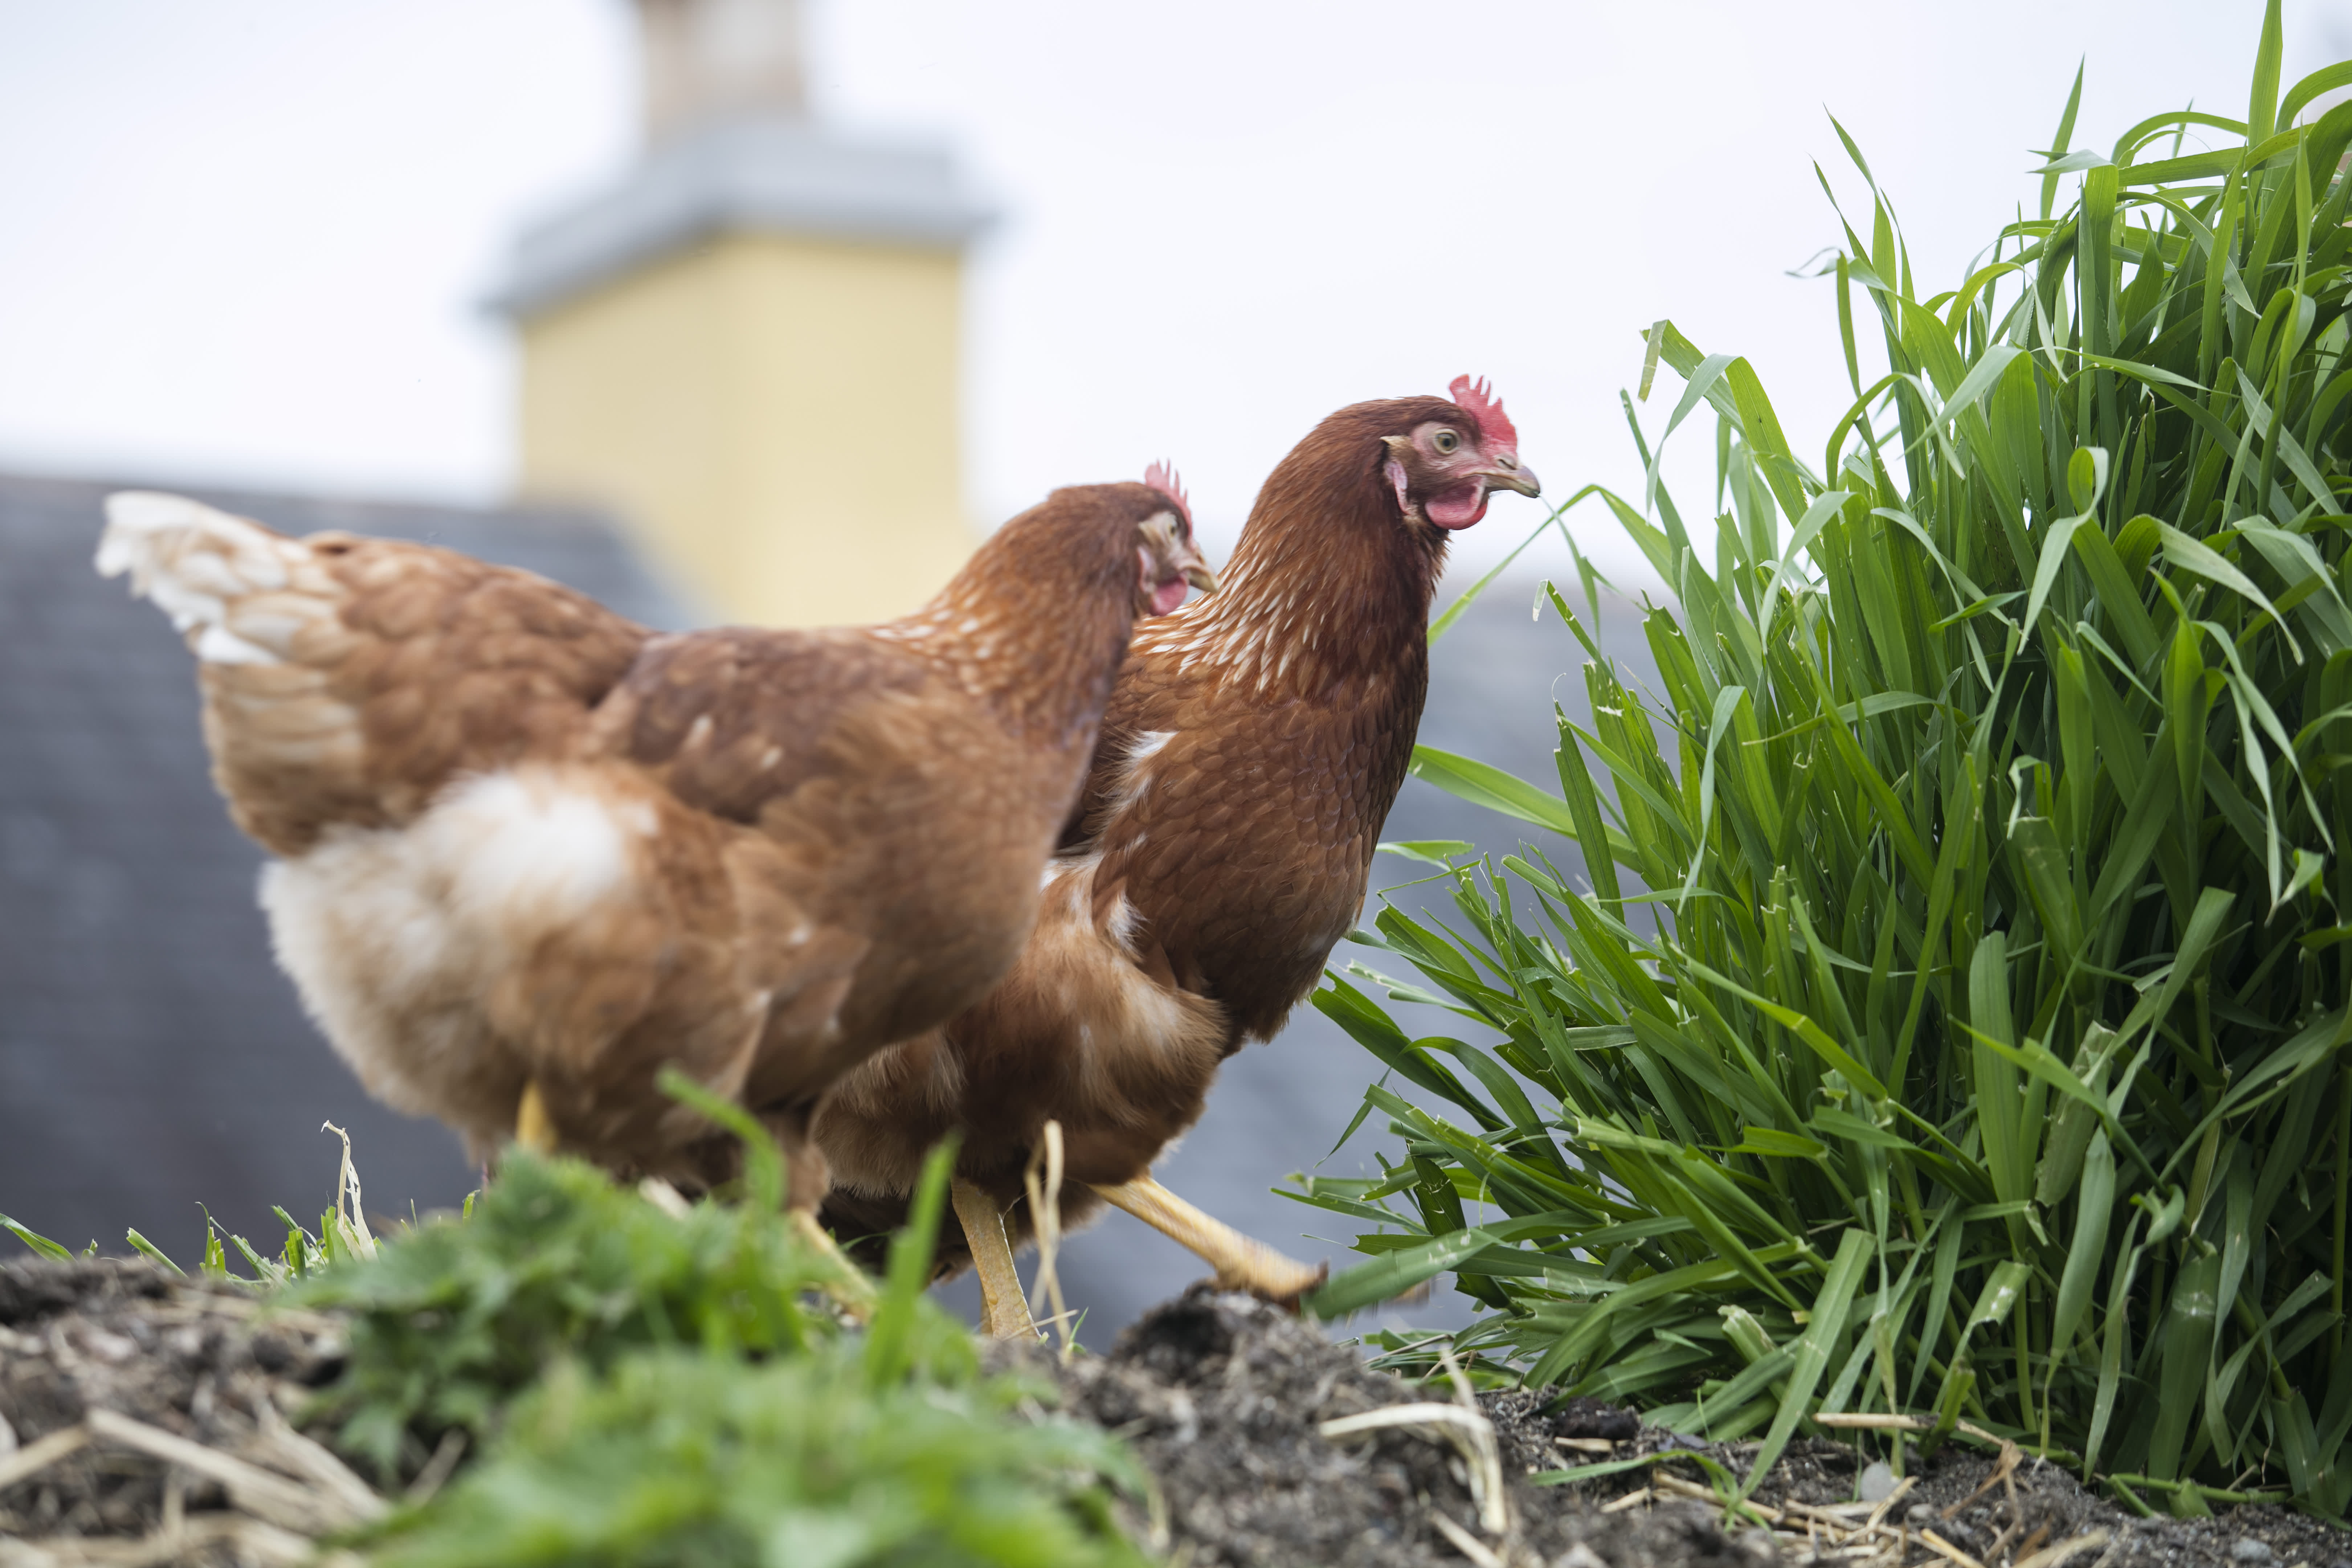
[515,231,974,628]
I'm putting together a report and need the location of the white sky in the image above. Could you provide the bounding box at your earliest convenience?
[2,0,2348,590]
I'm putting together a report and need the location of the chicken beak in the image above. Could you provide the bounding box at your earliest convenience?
[1140,514,1219,605]
[1484,456,1542,499]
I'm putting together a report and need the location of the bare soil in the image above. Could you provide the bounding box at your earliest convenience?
[1027,1286,1778,1568]
[1026,1286,2352,1568]
[7,1259,2352,1568]
[0,1260,368,1566]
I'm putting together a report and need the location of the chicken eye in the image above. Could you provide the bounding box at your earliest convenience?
[1433,429,1461,454]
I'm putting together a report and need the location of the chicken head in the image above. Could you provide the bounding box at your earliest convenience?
[1380,373,1542,529]
[1136,460,1218,613]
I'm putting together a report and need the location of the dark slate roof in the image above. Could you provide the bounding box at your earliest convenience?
[0,473,695,1256]
[0,470,1655,1344]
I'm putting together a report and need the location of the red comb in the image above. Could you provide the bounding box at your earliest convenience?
[1448,375,1518,449]
[1143,460,1193,527]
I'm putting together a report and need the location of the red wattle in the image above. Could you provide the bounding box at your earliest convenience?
[1425,482,1490,530]
[1150,577,1189,615]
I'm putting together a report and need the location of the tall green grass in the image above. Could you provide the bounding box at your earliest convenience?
[1299,4,2352,1516]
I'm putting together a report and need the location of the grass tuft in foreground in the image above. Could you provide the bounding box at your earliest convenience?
[5,1100,1146,1565]
[290,1151,886,1479]
[355,1139,1148,1568]
[368,1345,1148,1568]
[1299,0,2352,1518]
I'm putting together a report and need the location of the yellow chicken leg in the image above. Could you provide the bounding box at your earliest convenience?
[1091,1172,1326,1303]
[515,1079,558,1154]
[953,1181,1039,1339]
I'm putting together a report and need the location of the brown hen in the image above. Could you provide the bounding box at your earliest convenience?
[96,479,1215,1245]
[815,380,1540,1332]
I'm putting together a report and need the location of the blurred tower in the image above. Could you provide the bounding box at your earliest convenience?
[491,0,991,626]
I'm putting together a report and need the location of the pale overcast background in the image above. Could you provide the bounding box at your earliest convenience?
[3,0,2349,594]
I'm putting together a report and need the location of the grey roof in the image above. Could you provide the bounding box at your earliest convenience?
[488,117,997,320]
[0,472,1653,1343]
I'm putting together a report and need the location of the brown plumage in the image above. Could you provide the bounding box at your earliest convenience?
[97,480,1214,1201]
[815,382,1540,1298]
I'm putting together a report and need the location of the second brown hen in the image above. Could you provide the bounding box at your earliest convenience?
[817,380,1540,1331]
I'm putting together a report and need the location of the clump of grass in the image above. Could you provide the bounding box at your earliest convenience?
[292,1074,961,1482]
[8,1087,1148,1564]
[7,1121,392,1281]
[1299,2,2352,1517]
[291,1151,881,1480]
[359,1136,1146,1568]
[366,1344,1148,1568]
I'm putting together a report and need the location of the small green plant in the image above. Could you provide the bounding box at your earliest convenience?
[6,1121,395,1279]
[8,1089,1148,1563]
[1,1205,333,1274]
[289,1071,906,1477]
[362,1140,1147,1568]
[366,1343,1147,1568]
[1300,2,2352,1516]
[292,1151,866,1478]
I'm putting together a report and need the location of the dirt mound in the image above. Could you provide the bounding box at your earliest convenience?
[1026,1286,2352,1568]
[0,1259,373,1566]
[8,1259,2352,1568]
[1528,1409,2352,1568]
[1030,1286,1777,1568]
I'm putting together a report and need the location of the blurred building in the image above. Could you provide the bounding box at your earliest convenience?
[491,0,992,628]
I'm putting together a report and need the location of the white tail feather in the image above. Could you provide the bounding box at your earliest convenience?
[97,491,306,662]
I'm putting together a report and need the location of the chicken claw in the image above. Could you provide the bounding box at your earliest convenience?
[952,1181,1040,1339]
[1091,1173,1327,1304]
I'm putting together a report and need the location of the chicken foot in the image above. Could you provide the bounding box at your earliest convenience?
[1091,1173,1327,1303]
[953,1180,1040,1339]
